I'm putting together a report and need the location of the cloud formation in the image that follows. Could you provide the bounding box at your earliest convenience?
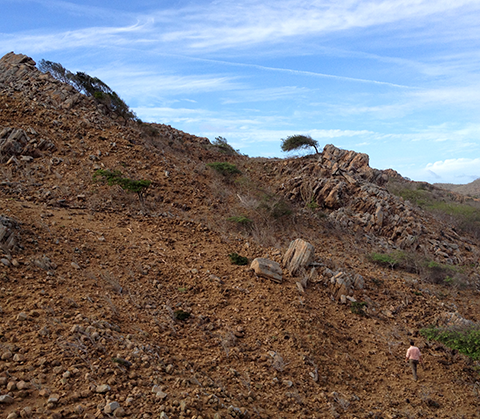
[425,158,480,183]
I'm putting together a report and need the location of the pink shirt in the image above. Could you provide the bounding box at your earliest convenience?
[406,346,421,361]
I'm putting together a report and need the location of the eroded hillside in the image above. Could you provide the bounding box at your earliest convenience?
[1,52,480,419]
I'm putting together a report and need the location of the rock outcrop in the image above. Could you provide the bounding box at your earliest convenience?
[279,145,479,267]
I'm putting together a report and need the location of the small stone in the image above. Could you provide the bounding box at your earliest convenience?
[96,384,111,393]
[13,353,25,362]
[53,366,63,374]
[48,394,60,404]
[165,364,174,374]
[159,413,169,419]
[71,262,80,270]
[7,381,17,391]
[39,388,51,397]
[104,401,120,414]
[0,394,15,404]
[17,380,29,390]
[155,391,167,400]
[1,350,13,360]
[17,312,28,321]
[74,405,84,415]
[1,258,11,267]
[38,326,49,337]
[114,407,126,417]
[0,376,7,386]
[21,406,33,418]
[7,412,19,419]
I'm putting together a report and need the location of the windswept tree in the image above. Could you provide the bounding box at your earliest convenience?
[38,59,136,121]
[280,134,320,154]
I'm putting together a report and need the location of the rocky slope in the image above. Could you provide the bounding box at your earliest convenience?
[1,52,480,419]
[435,179,480,198]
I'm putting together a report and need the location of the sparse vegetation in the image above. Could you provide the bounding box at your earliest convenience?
[421,325,480,361]
[211,136,238,155]
[93,169,151,208]
[227,215,253,225]
[173,309,191,320]
[38,59,136,121]
[281,134,320,154]
[206,162,241,177]
[228,252,249,266]
[387,179,480,239]
[350,301,368,316]
[368,251,405,269]
[257,193,292,219]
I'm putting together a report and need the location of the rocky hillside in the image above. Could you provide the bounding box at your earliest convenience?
[435,178,480,198]
[1,52,480,419]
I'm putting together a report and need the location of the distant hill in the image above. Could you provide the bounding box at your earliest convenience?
[435,177,480,197]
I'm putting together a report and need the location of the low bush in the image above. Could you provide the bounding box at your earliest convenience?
[206,162,241,176]
[228,252,249,266]
[368,251,406,269]
[227,215,253,225]
[350,301,368,316]
[93,169,151,208]
[420,325,480,360]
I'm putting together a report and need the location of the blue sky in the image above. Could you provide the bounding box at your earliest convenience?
[2,0,480,184]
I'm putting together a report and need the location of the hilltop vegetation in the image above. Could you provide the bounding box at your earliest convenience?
[1,52,480,419]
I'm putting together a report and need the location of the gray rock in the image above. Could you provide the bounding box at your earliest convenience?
[16,312,28,321]
[0,394,14,404]
[95,384,111,393]
[104,401,120,414]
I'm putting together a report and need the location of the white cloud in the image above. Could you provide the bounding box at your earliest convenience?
[424,158,480,183]
[150,0,480,51]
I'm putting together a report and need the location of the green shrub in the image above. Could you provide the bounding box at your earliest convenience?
[420,325,480,360]
[368,251,405,269]
[174,310,191,321]
[228,252,249,266]
[93,169,151,207]
[350,301,368,316]
[227,215,253,225]
[423,261,459,284]
[206,162,241,176]
[306,197,319,211]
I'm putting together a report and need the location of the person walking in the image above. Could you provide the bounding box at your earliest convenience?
[405,341,423,381]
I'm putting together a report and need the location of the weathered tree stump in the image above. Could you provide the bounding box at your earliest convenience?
[282,238,315,276]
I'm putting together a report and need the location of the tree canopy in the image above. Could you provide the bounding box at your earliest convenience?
[280,134,320,154]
